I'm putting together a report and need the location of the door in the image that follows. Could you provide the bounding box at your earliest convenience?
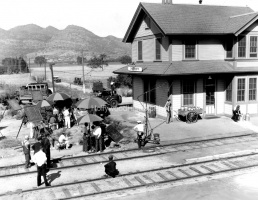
[205,78,215,114]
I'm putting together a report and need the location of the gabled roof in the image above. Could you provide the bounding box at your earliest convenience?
[123,3,258,43]
[113,61,258,76]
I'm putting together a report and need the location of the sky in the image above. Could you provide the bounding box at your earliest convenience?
[0,0,258,38]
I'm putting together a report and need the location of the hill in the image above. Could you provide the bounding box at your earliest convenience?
[0,24,131,62]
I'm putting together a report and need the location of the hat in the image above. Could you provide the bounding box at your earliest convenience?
[25,135,29,140]
[167,98,171,101]
[137,120,141,124]
[108,155,113,160]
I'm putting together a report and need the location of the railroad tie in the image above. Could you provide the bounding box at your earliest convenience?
[48,189,57,199]
[210,164,223,170]
[166,171,180,179]
[90,157,98,162]
[81,158,88,164]
[156,172,169,181]
[24,168,29,172]
[134,176,147,185]
[189,167,203,174]
[6,168,10,175]
[77,184,85,195]
[62,187,72,198]
[100,155,107,160]
[122,153,129,158]
[200,165,216,173]
[91,183,102,192]
[178,169,191,177]
[221,161,237,169]
[123,178,134,187]
[142,175,155,183]
[59,162,65,167]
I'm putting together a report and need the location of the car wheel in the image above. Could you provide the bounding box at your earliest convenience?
[110,100,118,108]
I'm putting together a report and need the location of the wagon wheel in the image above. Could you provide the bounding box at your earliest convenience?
[186,111,198,123]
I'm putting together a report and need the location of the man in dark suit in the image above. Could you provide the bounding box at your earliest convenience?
[104,155,119,178]
[41,134,51,168]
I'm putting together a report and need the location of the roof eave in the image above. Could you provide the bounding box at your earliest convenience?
[234,14,258,36]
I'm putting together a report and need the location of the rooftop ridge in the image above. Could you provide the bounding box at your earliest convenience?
[230,11,258,18]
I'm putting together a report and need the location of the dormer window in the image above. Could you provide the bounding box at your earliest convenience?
[250,36,257,58]
[184,40,196,59]
[238,36,246,58]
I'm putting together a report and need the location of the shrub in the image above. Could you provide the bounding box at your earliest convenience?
[116,86,132,97]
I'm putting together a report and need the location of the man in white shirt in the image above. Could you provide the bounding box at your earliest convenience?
[63,107,70,129]
[133,121,146,149]
[58,132,69,149]
[32,146,50,187]
[92,123,103,152]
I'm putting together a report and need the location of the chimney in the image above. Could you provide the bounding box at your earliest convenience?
[162,0,172,4]
[199,0,202,4]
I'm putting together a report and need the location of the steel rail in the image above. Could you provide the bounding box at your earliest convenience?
[2,151,258,198]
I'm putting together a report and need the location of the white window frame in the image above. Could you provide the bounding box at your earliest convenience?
[155,38,162,61]
[249,36,258,58]
[183,40,198,60]
[237,36,247,58]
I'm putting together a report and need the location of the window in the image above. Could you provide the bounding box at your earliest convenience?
[237,78,245,102]
[249,78,257,101]
[183,80,194,106]
[226,81,232,102]
[185,41,196,59]
[138,41,142,60]
[155,38,161,60]
[143,79,156,104]
[145,16,151,30]
[238,36,246,58]
[226,39,233,58]
[250,36,258,58]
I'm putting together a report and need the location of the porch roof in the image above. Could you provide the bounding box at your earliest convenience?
[113,60,235,76]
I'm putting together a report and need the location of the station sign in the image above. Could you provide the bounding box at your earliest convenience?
[128,66,142,72]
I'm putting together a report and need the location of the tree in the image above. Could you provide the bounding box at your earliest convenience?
[34,56,46,66]
[87,54,108,71]
[120,55,132,64]
[2,57,28,74]
[77,56,87,64]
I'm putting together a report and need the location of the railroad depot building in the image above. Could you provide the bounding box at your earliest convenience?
[114,1,258,118]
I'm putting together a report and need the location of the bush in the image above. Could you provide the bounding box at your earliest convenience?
[116,86,132,97]
[107,74,132,89]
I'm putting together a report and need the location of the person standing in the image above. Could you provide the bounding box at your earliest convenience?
[41,134,51,168]
[104,155,119,178]
[63,107,70,129]
[83,123,90,152]
[32,137,42,154]
[133,121,145,149]
[22,135,31,168]
[165,98,172,124]
[92,123,103,152]
[32,146,50,187]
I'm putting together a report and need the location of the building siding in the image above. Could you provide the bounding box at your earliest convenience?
[224,103,232,115]
[143,39,154,61]
[216,79,225,114]
[132,41,137,62]
[172,79,181,117]
[133,76,144,102]
[248,103,258,114]
[156,79,169,106]
[135,17,160,38]
[172,39,183,61]
[199,38,224,60]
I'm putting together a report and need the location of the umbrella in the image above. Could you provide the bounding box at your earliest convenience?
[75,97,107,109]
[47,92,70,102]
[77,114,103,124]
[36,100,53,108]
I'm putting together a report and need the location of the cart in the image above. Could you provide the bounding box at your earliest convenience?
[178,106,203,123]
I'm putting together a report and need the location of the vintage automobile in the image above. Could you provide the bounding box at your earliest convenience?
[53,76,61,83]
[74,77,83,85]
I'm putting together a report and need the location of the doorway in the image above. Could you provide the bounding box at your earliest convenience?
[205,78,215,114]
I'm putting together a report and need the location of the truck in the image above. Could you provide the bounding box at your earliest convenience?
[93,81,122,108]
[16,82,52,104]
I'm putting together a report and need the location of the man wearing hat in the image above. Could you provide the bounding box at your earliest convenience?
[133,121,145,149]
[22,135,31,168]
[165,97,172,124]
[104,155,119,178]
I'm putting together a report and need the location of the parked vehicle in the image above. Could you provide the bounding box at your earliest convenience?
[53,76,61,83]
[74,77,83,85]
[16,82,52,104]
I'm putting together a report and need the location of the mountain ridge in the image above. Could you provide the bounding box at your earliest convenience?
[0,24,130,62]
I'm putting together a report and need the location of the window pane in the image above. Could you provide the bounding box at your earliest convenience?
[250,36,257,58]
[238,36,246,58]
[237,78,245,102]
[183,80,194,105]
[185,44,196,59]
[156,38,161,60]
[138,41,142,60]
[249,78,257,101]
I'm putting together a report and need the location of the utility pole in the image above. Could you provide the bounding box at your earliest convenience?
[44,55,46,81]
[49,63,55,93]
[82,50,85,93]
[29,58,31,76]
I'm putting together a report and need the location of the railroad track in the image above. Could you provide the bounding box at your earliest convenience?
[0,133,257,178]
[3,151,258,200]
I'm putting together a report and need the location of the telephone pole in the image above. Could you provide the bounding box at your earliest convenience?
[44,55,46,81]
[81,50,85,93]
